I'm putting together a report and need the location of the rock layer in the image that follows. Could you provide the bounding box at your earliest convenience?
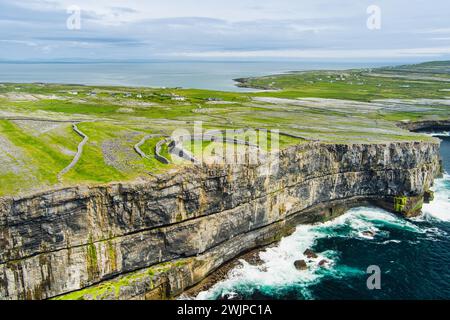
[397,119,450,132]
[0,141,441,300]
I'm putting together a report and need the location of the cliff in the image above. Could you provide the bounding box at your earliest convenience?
[0,141,441,300]
[397,119,450,132]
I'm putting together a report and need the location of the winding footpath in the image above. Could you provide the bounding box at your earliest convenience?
[57,123,89,181]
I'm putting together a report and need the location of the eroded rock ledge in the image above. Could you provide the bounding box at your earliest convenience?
[397,119,450,132]
[0,141,441,300]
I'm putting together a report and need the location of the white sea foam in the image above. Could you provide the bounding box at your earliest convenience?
[195,207,423,300]
[196,224,327,300]
[320,207,423,235]
[195,172,450,300]
[422,174,450,222]
[380,239,402,245]
[424,132,450,137]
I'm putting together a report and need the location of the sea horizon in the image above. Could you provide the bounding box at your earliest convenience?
[0,60,425,91]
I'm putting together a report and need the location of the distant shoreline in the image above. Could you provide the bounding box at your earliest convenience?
[0,60,400,92]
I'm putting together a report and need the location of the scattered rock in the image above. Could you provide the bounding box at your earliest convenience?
[424,190,434,203]
[242,250,265,266]
[294,260,308,270]
[318,259,329,267]
[303,249,318,259]
[117,107,134,113]
[362,231,376,237]
[220,292,243,300]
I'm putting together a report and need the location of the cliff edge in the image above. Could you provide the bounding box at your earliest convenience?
[0,140,441,300]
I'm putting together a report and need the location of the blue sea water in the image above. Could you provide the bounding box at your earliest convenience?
[197,135,450,300]
[0,61,392,92]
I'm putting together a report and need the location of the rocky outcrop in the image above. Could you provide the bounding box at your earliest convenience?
[0,140,441,300]
[294,260,307,271]
[397,119,450,132]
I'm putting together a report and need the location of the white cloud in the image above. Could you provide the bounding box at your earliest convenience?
[0,39,38,46]
[432,37,450,41]
[170,47,450,59]
[1,0,450,60]
[8,0,362,24]
[422,28,450,34]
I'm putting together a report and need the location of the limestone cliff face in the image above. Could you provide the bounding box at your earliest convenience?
[0,141,441,300]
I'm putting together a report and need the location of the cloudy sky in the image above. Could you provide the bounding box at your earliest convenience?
[1,0,450,61]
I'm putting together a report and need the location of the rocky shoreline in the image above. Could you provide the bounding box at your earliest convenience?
[180,248,268,299]
[0,140,442,300]
[233,77,274,90]
[397,120,450,132]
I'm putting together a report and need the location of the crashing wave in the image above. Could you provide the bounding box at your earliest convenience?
[196,207,426,300]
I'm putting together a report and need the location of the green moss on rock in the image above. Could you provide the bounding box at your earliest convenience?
[53,259,189,300]
[86,235,99,281]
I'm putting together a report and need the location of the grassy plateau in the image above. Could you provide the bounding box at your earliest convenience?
[0,60,449,196]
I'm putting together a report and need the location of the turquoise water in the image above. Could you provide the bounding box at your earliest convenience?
[0,61,391,92]
[198,135,450,300]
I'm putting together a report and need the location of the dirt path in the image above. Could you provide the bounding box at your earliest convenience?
[57,123,89,181]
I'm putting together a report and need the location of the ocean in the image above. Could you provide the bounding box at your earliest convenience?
[0,61,392,92]
[197,134,450,300]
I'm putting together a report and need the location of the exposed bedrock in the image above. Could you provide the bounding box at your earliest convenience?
[397,119,450,132]
[0,141,441,300]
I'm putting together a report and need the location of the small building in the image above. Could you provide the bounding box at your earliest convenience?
[171,95,186,101]
[206,97,223,102]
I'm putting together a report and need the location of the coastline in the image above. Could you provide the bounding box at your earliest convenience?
[0,139,441,300]
[0,61,391,92]
[181,125,450,301]
[1,60,450,300]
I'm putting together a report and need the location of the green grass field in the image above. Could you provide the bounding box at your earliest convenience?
[0,61,449,196]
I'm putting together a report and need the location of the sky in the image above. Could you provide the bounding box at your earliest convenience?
[0,0,450,61]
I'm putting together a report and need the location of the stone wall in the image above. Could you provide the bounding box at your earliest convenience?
[0,141,441,300]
